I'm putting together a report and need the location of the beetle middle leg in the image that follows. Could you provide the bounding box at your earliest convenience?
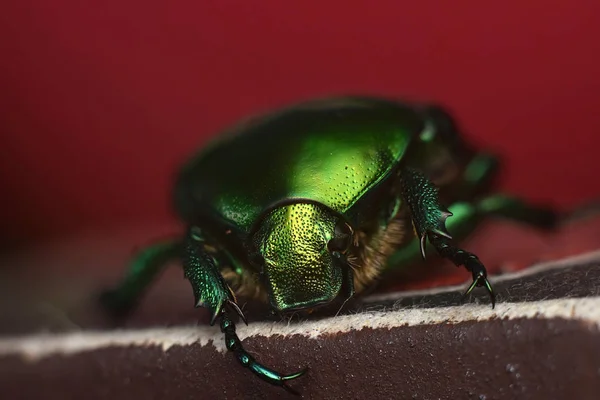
[184,226,308,392]
[100,239,183,317]
[400,167,496,308]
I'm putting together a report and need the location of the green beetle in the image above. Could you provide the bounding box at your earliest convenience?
[100,96,556,392]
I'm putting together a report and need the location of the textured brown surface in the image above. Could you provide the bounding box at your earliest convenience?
[1,317,599,400]
[366,255,600,310]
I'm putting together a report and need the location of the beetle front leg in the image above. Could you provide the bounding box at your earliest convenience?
[219,310,308,394]
[400,168,496,308]
[184,226,308,391]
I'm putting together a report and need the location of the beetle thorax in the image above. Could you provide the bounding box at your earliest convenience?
[252,202,344,312]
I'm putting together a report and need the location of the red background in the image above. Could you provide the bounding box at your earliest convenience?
[2,1,600,250]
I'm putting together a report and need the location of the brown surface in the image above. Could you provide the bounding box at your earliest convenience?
[368,256,600,310]
[0,317,598,400]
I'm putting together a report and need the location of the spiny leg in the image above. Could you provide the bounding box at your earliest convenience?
[400,168,495,308]
[385,202,479,268]
[386,194,559,272]
[184,226,307,390]
[100,239,182,316]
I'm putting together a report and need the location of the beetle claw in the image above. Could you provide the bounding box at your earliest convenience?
[431,227,452,240]
[208,303,224,326]
[228,299,248,325]
[462,267,496,309]
[281,368,309,395]
[419,234,427,260]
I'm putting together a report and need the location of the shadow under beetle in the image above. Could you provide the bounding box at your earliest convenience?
[100,96,557,393]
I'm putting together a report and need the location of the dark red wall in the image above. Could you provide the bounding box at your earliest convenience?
[2,1,600,247]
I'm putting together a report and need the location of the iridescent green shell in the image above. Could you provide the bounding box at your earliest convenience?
[174,96,426,234]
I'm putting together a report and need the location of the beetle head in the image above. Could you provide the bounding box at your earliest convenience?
[251,202,354,313]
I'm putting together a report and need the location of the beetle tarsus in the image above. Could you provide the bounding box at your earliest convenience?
[429,232,496,308]
[219,310,307,392]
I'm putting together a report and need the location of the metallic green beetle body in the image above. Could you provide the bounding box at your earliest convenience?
[174,97,472,311]
[101,96,557,394]
[175,98,425,310]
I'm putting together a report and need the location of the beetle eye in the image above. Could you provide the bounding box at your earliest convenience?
[327,221,354,255]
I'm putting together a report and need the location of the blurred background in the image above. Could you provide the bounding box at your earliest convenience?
[1,0,600,320]
[2,0,600,253]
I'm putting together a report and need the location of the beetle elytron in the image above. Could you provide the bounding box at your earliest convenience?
[100,96,556,392]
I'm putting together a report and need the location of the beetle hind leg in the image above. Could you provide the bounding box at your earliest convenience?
[400,168,496,308]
